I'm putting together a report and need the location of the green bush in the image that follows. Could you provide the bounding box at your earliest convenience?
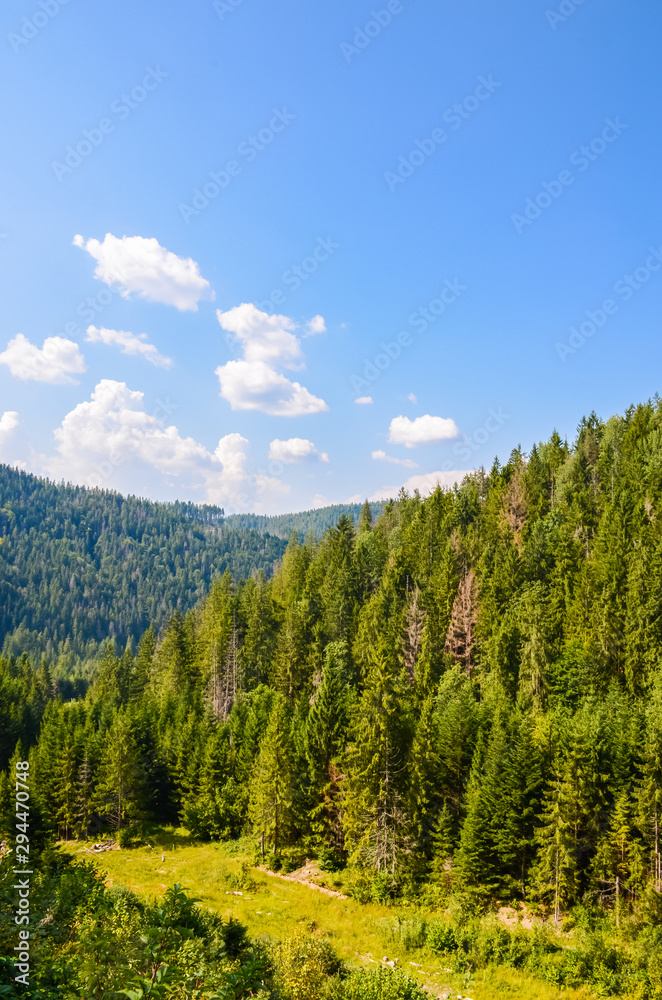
[370,871,397,904]
[280,847,308,874]
[425,919,456,954]
[274,933,343,1000]
[226,860,258,893]
[318,846,346,873]
[379,914,428,951]
[339,966,428,1000]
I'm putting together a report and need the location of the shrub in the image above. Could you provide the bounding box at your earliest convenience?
[425,919,456,954]
[371,871,397,904]
[344,870,372,904]
[340,966,428,999]
[117,824,144,849]
[318,846,346,873]
[226,860,258,893]
[379,914,428,951]
[274,933,343,1000]
[280,847,308,874]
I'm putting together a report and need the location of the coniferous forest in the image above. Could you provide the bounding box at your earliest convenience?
[5,400,662,998]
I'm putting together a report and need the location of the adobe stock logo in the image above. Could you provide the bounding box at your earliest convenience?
[555,246,662,362]
[51,67,169,181]
[340,1,413,63]
[7,0,74,54]
[511,118,627,234]
[384,76,501,193]
[546,0,590,30]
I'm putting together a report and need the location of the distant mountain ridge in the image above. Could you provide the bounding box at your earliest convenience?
[224,501,385,540]
[0,465,383,664]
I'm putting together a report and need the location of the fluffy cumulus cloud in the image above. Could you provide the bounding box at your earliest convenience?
[269,438,329,464]
[370,469,470,501]
[0,411,21,465]
[355,396,373,405]
[44,379,284,511]
[217,304,303,368]
[0,334,86,384]
[306,314,326,335]
[73,233,214,311]
[216,305,328,416]
[85,325,172,368]
[0,411,19,440]
[371,449,418,469]
[388,414,459,448]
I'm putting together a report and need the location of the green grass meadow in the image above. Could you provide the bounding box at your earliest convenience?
[78,828,591,1000]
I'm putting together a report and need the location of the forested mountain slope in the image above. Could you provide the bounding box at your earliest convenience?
[5,399,662,955]
[0,465,287,662]
[225,501,385,539]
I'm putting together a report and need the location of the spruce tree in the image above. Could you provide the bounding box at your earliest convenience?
[95,712,146,831]
[249,695,295,859]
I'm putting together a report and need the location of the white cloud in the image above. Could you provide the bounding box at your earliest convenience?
[388,414,459,448]
[217,304,303,368]
[73,233,214,311]
[0,334,86,384]
[0,411,21,466]
[311,493,328,508]
[85,326,172,368]
[306,314,326,335]
[408,393,417,404]
[355,396,373,405]
[216,361,328,417]
[44,379,283,511]
[215,305,328,416]
[269,438,329,464]
[372,449,418,469]
[0,411,19,438]
[370,469,470,501]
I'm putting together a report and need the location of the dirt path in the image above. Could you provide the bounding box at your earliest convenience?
[258,861,349,900]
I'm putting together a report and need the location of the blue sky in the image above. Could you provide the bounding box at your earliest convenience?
[0,0,660,514]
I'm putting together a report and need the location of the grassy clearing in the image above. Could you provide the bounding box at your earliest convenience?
[75,828,591,1000]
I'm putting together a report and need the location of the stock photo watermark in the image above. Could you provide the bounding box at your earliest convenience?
[12,760,32,987]
[179,107,296,223]
[556,245,662,362]
[340,0,414,63]
[259,236,340,305]
[87,397,180,489]
[8,0,74,53]
[511,117,628,234]
[51,283,122,342]
[546,0,590,30]
[384,76,501,192]
[350,277,466,393]
[213,0,246,20]
[452,408,511,462]
[51,66,169,181]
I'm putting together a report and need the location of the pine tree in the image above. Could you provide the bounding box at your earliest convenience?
[95,712,146,831]
[343,653,412,877]
[358,500,373,533]
[75,752,96,839]
[592,788,641,922]
[131,626,156,702]
[305,642,350,850]
[638,676,662,893]
[249,695,295,859]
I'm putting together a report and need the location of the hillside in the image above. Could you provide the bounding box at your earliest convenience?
[0,465,287,663]
[0,467,386,665]
[4,399,662,997]
[224,501,386,540]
